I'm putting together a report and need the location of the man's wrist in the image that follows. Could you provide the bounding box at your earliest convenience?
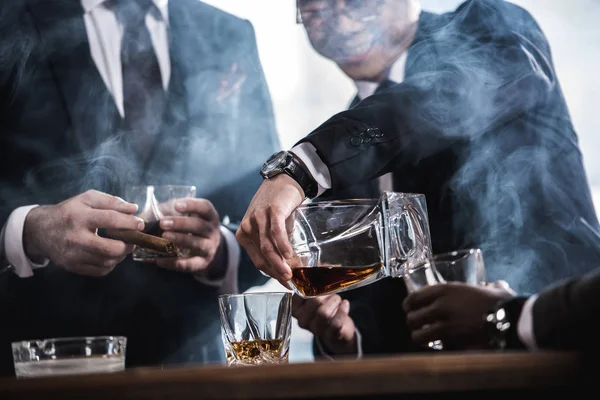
[290,143,332,197]
[318,331,359,357]
[5,205,51,278]
[198,232,228,280]
[288,152,318,198]
[271,173,305,202]
[260,150,318,199]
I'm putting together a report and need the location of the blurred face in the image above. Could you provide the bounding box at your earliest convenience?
[298,0,419,80]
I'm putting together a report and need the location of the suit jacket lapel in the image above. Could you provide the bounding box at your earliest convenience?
[405,11,443,79]
[139,45,190,185]
[141,0,224,185]
[139,0,196,184]
[27,0,121,153]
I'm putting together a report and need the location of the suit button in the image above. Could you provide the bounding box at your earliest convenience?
[350,136,363,147]
[367,128,377,138]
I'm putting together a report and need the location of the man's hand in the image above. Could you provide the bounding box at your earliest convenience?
[293,294,358,356]
[403,282,514,349]
[236,174,305,285]
[156,198,224,275]
[23,190,144,277]
[485,279,517,295]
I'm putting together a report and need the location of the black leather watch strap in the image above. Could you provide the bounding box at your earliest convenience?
[485,296,528,350]
[285,152,318,199]
[261,150,319,199]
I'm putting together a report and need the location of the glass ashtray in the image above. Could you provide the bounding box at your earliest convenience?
[11,336,127,378]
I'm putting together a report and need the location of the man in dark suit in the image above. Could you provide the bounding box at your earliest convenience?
[0,0,279,375]
[237,0,600,358]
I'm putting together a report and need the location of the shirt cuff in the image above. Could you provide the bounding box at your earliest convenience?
[194,225,240,294]
[314,327,363,361]
[290,143,332,197]
[0,223,13,275]
[4,205,50,278]
[517,294,538,350]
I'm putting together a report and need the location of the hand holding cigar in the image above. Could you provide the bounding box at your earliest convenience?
[102,228,177,255]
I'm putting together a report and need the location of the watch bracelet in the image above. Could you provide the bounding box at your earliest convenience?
[485,296,529,350]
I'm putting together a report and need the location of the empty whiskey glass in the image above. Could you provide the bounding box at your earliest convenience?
[404,248,486,291]
[404,248,487,350]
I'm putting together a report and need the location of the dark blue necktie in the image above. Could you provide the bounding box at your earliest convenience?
[114,0,167,157]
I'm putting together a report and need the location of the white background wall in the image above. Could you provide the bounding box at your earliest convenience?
[203,0,600,362]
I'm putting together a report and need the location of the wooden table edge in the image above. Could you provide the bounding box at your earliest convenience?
[0,350,584,399]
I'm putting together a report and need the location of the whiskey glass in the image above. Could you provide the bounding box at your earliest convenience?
[124,185,196,262]
[12,336,126,378]
[218,292,292,366]
[287,191,432,297]
[404,248,487,350]
[404,248,486,291]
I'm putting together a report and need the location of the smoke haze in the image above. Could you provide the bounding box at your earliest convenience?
[1,0,600,365]
[208,0,600,294]
[0,0,279,370]
[202,0,600,361]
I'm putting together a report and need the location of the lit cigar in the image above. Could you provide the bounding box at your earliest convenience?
[103,229,176,254]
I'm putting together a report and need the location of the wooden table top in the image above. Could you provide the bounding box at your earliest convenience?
[0,350,586,399]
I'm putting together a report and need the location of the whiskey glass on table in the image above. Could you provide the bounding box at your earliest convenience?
[218,292,292,366]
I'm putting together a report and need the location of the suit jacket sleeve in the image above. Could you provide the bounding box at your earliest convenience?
[0,3,39,269]
[0,2,36,226]
[532,267,600,350]
[297,0,555,191]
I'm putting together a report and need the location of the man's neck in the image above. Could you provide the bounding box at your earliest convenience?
[375,19,419,83]
[350,11,420,100]
[354,51,408,101]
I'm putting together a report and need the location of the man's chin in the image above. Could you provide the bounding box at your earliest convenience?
[330,49,372,68]
[338,61,386,82]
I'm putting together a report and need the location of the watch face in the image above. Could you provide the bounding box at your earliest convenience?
[261,151,288,178]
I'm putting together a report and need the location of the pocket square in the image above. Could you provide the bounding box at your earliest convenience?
[217,63,247,102]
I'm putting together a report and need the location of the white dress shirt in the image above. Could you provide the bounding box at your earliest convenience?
[1,0,239,294]
[517,295,538,349]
